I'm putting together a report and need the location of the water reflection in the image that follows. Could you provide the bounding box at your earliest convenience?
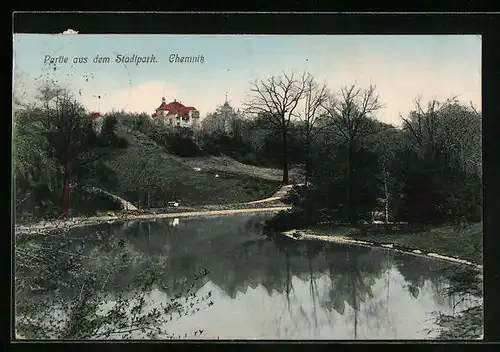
[30,213,482,339]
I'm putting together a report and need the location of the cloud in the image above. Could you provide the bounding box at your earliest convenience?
[79,81,183,114]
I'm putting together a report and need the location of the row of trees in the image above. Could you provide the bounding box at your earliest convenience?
[130,70,481,226]
[14,71,481,226]
[241,71,482,226]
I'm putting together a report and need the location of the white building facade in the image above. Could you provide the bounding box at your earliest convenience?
[153,97,200,129]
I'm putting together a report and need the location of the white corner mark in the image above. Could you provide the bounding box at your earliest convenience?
[62,29,79,35]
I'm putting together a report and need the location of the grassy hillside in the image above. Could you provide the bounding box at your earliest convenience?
[94,126,282,208]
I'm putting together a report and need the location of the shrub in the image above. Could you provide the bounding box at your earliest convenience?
[167,135,205,157]
[263,209,310,232]
[240,153,258,166]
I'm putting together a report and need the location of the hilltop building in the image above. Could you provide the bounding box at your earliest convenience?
[90,111,104,135]
[202,94,242,136]
[152,97,200,129]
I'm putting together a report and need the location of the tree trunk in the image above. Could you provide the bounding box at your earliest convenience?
[353,284,358,339]
[60,158,71,218]
[308,255,318,328]
[282,129,289,185]
[147,190,150,208]
[304,162,309,188]
[285,247,291,309]
[383,166,389,224]
[304,135,310,188]
[347,143,354,224]
[304,135,311,223]
[348,253,358,339]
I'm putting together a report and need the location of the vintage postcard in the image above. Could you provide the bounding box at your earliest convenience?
[13,32,482,340]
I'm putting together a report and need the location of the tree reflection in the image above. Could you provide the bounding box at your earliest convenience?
[38,213,478,339]
[394,252,454,305]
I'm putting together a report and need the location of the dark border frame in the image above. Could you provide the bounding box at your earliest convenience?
[10,11,500,348]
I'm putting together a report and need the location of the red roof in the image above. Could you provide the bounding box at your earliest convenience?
[156,100,198,117]
[90,112,101,120]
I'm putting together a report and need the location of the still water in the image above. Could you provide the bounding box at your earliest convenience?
[20,212,482,340]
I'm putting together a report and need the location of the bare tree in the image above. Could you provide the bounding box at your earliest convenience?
[299,77,330,187]
[35,88,90,218]
[401,97,481,177]
[324,85,382,146]
[370,125,403,225]
[323,84,383,223]
[400,97,445,154]
[243,71,310,184]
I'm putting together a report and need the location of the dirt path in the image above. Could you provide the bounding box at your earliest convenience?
[244,184,298,204]
[15,206,292,235]
[15,181,298,235]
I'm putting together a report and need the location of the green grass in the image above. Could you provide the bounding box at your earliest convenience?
[96,128,281,207]
[310,222,483,265]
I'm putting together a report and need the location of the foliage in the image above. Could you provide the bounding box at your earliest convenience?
[392,148,481,224]
[263,209,310,233]
[15,225,212,339]
[427,266,483,340]
[309,146,382,223]
[201,101,242,137]
[14,109,62,220]
[14,107,279,212]
[265,86,482,229]
[167,134,205,157]
[13,85,128,221]
[134,116,205,157]
[390,98,482,224]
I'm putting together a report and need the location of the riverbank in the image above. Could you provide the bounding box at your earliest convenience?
[15,204,292,236]
[15,183,297,235]
[279,222,483,267]
[277,222,484,339]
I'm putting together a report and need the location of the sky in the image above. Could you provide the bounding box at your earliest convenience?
[13,34,481,126]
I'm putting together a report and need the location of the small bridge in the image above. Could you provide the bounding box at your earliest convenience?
[82,186,138,211]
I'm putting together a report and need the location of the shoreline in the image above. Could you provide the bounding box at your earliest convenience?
[279,229,483,270]
[15,206,292,235]
[15,185,296,235]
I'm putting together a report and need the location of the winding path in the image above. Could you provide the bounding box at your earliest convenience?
[244,184,301,205]
[15,184,299,235]
[83,186,138,210]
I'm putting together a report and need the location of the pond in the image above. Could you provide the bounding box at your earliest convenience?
[15,212,482,340]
